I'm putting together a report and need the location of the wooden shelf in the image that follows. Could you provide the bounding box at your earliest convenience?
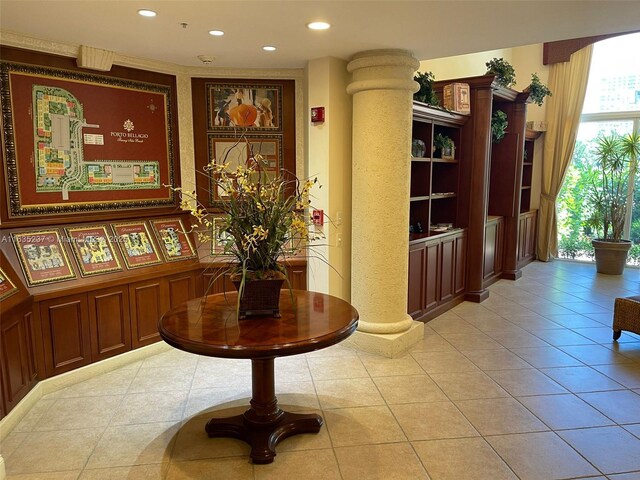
[410,195,431,202]
[523,162,533,166]
[431,193,456,199]
[521,186,531,190]
[432,158,458,164]
[411,157,432,162]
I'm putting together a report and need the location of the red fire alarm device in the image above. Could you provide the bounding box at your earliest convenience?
[311,106,325,123]
[312,209,324,225]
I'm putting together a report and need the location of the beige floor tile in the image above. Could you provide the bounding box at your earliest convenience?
[463,349,532,371]
[335,443,430,480]
[412,437,517,480]
[172,410,250,462]
[0,431,28,457]
[33,395,123,431]
[607,473,640,479]
[80,463,169,479]
[558,426,640,474]
[539,313,603,329]
[314,377,384,409]
[85,422,179,469]
[485,330,551,348]
[7,472,81,480]
[454,397,548,435]
[517,394,614,430]
[505,315,564,331]
[427,317,480,334]
[486,369,567,396]
[324,405,406,447]
[559,344,636,365]
[305,343,359,358]
[112,390,188,425]
[183,386,251,419]
[408,334,456,353]
[624,423,640,439]
[510,346,584,368]
[142,349,198,369]
[429,371,509,400]
[359,353,424,377]
[253,449,340,480]
[391,401,478,440]
[128,366,195,393]
[410,351,479,374]
[11,398,56,432]
[579,390,640,424]
[574,327,640,343]
[273,381,321,411]
[439,332,504,351]
[276,415,332,452]
[541,365,625,393]
[45,368,137,399]
[593,363,640,389]
[307,355,368,381]
[5,428,103,475]
[533,329,596,346]
[167,457,253,480]
[275,357,312,383]
[373,375,448,404]
[486,431,600,480]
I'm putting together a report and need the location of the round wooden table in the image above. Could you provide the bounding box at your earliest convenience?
[158,290,359,464]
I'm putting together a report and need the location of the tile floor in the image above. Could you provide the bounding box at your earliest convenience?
[2,260,640,479]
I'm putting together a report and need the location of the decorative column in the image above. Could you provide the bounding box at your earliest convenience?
[346,49,424,357]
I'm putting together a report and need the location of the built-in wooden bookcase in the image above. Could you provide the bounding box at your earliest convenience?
[521,129,541,213]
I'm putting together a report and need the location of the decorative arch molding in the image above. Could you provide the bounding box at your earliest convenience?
[543,29,640,65]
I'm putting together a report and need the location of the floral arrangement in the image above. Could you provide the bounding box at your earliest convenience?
[175,136,322,294]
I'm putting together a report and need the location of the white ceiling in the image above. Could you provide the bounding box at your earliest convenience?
[1,1,639,68]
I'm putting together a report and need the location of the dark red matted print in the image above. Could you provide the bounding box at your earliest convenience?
[12,230,76,286]
[111,221,162,269]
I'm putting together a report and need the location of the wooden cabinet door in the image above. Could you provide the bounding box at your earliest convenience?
[517,214,527,263]
[129,279,169,348]
[484,221,497,280]
[40,294,91,377]
[1,305,38,410]
[425,242,440,311]
[440,236,456,304]
[495,217,504,275]
[454,233,467,295]
[88,286,131,362]
[167,271,197,309]
[408,244,426,318]
[286,265,307,290]
[526,212,537,259]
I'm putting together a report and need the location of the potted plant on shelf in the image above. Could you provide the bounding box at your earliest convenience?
[585,131,639,274]
[491,110,508,143]
[413,71,440,107]
[433,133,455,159]
[485,58,516,88]
[176,135,323,317]
[525,73,552,106]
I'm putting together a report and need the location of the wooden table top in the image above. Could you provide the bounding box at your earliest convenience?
[158,290,359,359]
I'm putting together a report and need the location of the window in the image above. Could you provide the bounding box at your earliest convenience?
[557,33,640,266]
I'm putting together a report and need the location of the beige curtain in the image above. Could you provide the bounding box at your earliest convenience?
[537,45,593,261]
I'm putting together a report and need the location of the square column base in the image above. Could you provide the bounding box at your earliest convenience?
[345,321,424,358]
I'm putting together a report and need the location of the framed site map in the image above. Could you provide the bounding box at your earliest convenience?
[0,267,19,301]
[0,60,178,220]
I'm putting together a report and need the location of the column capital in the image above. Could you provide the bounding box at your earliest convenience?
[347,49,420,96]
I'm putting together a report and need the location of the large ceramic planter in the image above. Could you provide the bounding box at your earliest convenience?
[592,239,632,275]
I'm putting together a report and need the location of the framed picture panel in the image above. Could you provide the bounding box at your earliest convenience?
[65,225,123,276]
[0,47,180,224]
[12,230,77,286]
[150,218,197,262]
[111,221,162,269]
[207,82,282,132]
[0,267,19,300]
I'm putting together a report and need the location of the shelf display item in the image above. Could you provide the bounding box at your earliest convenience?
[66,225,123,276]
[111,221,162,269]
[12,230,77,286]
[150,218,197,262]
[0,267,19,300]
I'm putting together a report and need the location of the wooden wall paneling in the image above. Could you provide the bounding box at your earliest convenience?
[424,242,440,311]
[129,279,169,348]
[88,286,131,362]
[484,221,498,280]
[39,294,91,376]
[454,232,467,295]
[439,236,455,304]
[167,271,197,309]
[408,243,426,318]
[287,265,307,290]
[0,369,5,418]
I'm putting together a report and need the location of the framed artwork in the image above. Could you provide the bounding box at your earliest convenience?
[12,230,77,286]
[0,60,178,220]
[207,82,282,132]
[65,225,122,276]
[111,221,162,269]
[210,217,233,255]
[150,218,197,261]
[0,267,19,301]
[208,135,282,203]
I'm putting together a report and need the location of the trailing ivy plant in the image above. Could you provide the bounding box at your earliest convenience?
[413,71,440,106]
[528,73,552,106]
[485,58,516,88]
[491,110,508,143]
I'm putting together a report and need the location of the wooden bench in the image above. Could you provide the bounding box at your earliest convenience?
[613,295,640,340]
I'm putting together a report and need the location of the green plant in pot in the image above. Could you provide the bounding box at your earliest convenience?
[526,73,552,106]
[491,110,508,143]
[585,131,639,274]
[485,58,516,88]
[434,133,454,159]
[413,71,440,107]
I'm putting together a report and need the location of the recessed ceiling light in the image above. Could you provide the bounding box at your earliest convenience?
[209,30,224,36]
[307,21,331,30]
[137,9,157,17]
[262,45,277,51]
